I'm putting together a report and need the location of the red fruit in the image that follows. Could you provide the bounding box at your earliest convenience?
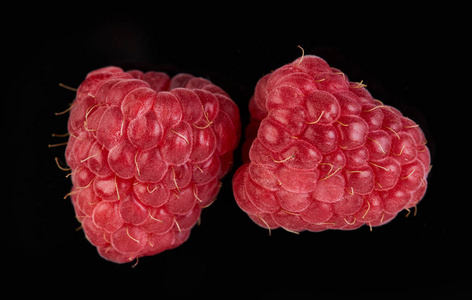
[64,67,240,263]
[233,55,431,233]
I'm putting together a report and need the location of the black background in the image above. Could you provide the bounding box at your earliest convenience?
[4,4,470,297]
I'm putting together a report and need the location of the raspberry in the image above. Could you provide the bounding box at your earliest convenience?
[64,67,240,263]
[233,55,431,233]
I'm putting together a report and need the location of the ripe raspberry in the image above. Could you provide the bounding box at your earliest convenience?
[64,66,240,263]
[233,55,431,233]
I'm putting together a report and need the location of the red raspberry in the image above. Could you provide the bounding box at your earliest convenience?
[233,55,431,233]
[64,66,240,263]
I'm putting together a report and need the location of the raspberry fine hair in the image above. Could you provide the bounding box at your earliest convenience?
[233,54,431,234]
[62,67,240,263]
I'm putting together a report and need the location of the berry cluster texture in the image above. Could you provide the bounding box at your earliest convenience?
[65,67,240,263]
[233,55,431,233]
